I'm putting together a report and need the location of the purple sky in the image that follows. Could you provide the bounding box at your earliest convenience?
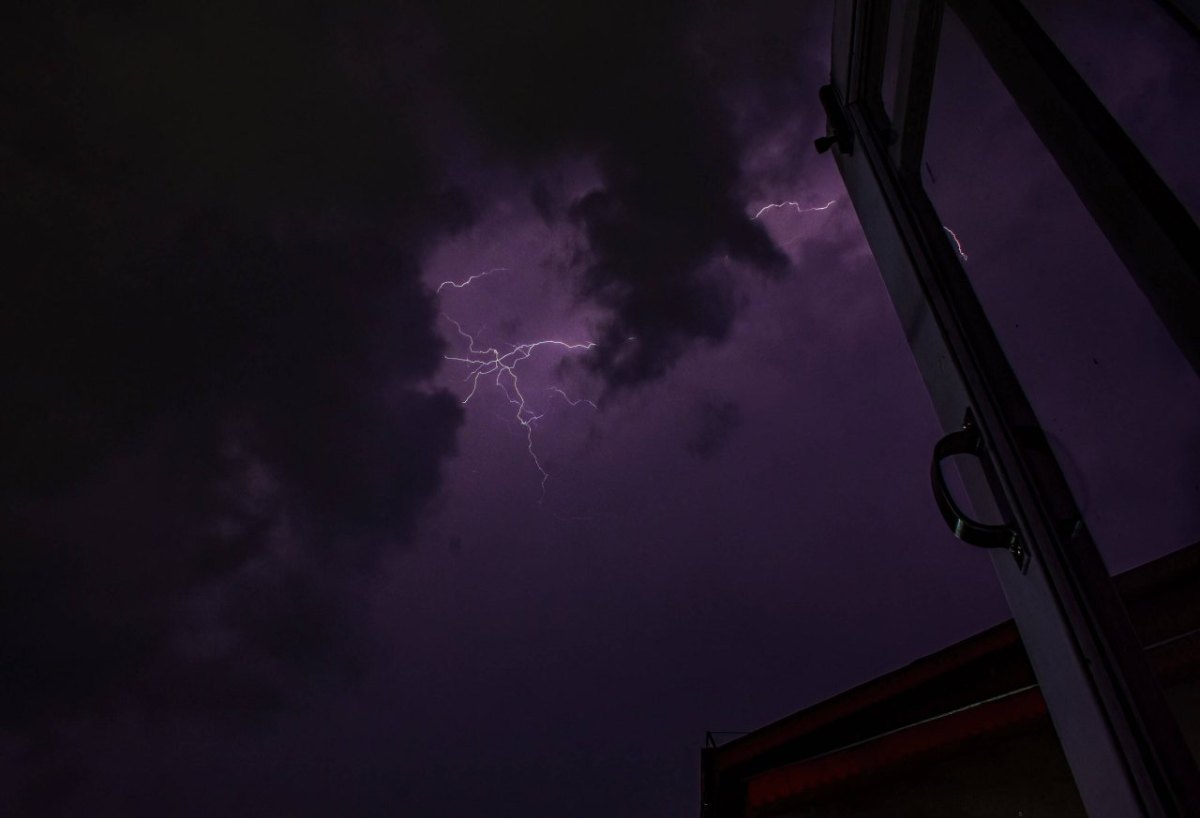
[3,1,1198,815]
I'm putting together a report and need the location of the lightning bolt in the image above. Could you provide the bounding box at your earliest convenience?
[441,314,595,499]
[435,267,508,294]
[548,387,598,409]
[751,199,836,220]
[943,226,969,261]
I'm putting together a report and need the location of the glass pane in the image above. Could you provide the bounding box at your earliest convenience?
[922,5,1200,771]
[880,0,913,121]
[923,6,1200,576]
[1024,0,1200,217]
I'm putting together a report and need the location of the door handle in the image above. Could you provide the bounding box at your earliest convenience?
[931,410,1022,558]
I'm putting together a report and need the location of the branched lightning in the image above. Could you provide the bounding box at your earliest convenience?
[943,226,969,261]
[440,313,595,499]
[436,267,508,294]
[751,199,836,220]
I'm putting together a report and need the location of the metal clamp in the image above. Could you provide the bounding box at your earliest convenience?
[931,410,1022,560]
[814,84,854,155]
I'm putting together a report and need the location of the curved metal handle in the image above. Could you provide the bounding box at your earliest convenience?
[931,415,1020,552]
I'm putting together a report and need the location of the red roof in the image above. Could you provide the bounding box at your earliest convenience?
[702,542,1200,818]
[747,686,1045,809]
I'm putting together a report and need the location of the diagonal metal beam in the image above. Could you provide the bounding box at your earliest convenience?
[889,0,944,180]
[946,0,1200,375]
[1154,0,1200,42]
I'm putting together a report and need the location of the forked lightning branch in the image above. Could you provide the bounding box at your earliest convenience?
[437,271,597,499]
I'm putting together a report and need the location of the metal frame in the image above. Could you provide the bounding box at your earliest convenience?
[948,0,1200,376]
[823,1,1200,815]
[1155,0,1200,41]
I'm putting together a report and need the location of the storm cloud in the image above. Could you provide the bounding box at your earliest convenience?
[426,0,794,388]
[2,1,467,728]
[2,0,812,733]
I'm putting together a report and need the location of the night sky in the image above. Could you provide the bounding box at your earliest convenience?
[3,1,1198,816]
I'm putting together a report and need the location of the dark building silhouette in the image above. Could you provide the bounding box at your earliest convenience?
[702,542,1200,817]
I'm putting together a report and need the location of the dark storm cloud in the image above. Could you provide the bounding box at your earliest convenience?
[427,0,793,388]
[686,399,743,461]
[3,0,819,752]
[2,1,465,729]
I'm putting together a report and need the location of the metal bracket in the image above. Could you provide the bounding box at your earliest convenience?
[814,84,855,155]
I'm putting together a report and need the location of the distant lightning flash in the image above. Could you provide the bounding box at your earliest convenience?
[751,199,836,220]
[435,267,508,294]
[441,313,595,499]
[548,387,598,409]
[943,226,969,261]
